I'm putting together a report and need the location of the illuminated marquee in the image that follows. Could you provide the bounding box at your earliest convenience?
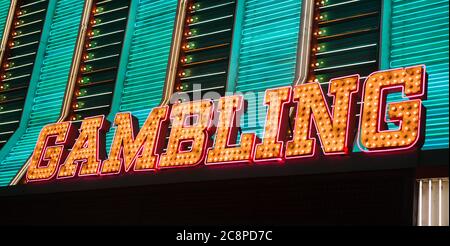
[26,65,427,183]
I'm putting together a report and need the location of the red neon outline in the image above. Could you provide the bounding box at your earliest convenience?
[285,75,360,160]
[356,65,427,153]
[205,95,258,166]
[56,115,109,180]
[158,99,215,169]
[253,86,293,164]
[26,122,76,183]
[99,106,170,176]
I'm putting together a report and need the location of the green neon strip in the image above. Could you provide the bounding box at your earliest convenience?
[0,0,85,186]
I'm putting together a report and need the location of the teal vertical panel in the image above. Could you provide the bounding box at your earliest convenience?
[236,0,301,136]
[104,0,178,149]
[389,0,449,150]
[0,1,9,37]
[0,0,85,186]
[119,0,177,119]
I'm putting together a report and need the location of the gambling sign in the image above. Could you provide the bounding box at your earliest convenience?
[26,65,427,182]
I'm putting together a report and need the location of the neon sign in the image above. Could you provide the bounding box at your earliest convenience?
[26,65,427,182]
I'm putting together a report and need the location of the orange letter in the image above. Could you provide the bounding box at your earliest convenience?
[358,65,427,152]
[159,100,214,168]
[254,87,292,162]
[101,107,169,174]
[57,116,109,178]
[286,76,359,158]
[206,95,257,165]
[26,122,75,182]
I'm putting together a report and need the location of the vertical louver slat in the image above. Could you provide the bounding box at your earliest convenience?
[308,0,381,84]
[0,0,50,148]
[68,0,131,121]
[174,0,237,101]
[236,0,301,137]
[390,0,449,150]
[0,0,84,187]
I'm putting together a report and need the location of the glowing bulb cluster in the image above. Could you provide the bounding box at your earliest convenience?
[87,41,97,48]
[255,87,292,161]
[101,108,168,174]
[84,53,95,61]
[12,30,22,37]
[0,83,10,91]
[76,89,88,97]
[58,116,107,178]
[71,114,82,121]
[88,29,100,37]
[91,18,101,25]
[316,0,329,6]
[79,77,91,85]
[359,66,425,151]
[188,3,201,11]
[314,29,326,36]
[184,29,198,37]
[182,42,196,50]
[315,14,327,21]
[1,73,11,80]
[81,65,92,72]
[159,100,214,168]
[286,77,359,157]
[4,62,14,68]
[73,101,85,109]
[176,83,189,91]
[94,7,104,14]
[181,56,193,64]
[17,9,27,16]
[10,41,20,47]
[15,20,24,26]
[178,69,191,78]
[207,96,257,164]
[186,15,199,24]
[26,122,73,182]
